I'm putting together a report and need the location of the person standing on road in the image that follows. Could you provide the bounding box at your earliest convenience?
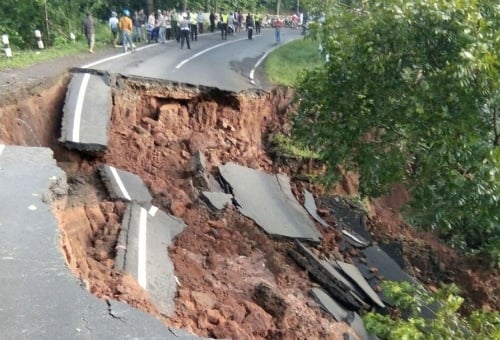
[189,11,198,41]
[108,11,119,47]
[209,10,216,32]
[119,9,135,52]
[179,15,191,49]
[246,13,254,40]
[165,11,172,40]
[83,12,96,53]
[157,10,166,43]
[133,11,142,42]
[197,10,204,34]
[227,12,235,36]
[220,12,228,40]
[138,9,147,42]
[273,17,283,43]
[255,13,261,35]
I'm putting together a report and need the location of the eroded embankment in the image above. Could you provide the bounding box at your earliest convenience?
[1,73,351,339]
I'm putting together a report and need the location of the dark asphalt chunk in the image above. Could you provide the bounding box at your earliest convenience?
[219,162,321,241]
[99,165,152,203]
[320,196,372,242]
[115,202,185,316]
[358,245,419,285]
[60,71,112,152]
[292,242,365,310]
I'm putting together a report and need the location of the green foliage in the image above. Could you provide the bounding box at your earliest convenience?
[363,281,500,340]
[270,133,320,160]
[292,0,500,260]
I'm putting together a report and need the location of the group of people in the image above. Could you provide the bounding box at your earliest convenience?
[81,8,291,54]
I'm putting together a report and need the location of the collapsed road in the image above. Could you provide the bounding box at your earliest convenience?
[3,27,488,340]
[1,67,424,339]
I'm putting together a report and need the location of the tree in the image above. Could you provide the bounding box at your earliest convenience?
[292,0,500,262]
[363,281,500,339]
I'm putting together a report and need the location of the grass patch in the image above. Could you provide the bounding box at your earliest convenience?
[264,37,323,86]
[0,23,114,71]
[0,43,90,70]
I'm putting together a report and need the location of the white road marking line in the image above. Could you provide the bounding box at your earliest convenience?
[0,144,5,158]
[148,205,158,216]
[81,43,159,69]
[72,73,90,142]
[175,37,248,69]
[138,207,148,289]
[109,166,131,200]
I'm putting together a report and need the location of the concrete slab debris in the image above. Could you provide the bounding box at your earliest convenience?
[99,165,152,203]
[59,71,112,152]
[115,202,186,316]
[304,190,329,227]
[201,191,233,211]
[218,162,321,241]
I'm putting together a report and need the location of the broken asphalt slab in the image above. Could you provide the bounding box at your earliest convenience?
[304,190,329,227]
[311,288,376,340]
[201,191,233,211]
[99,164,153,203]
[336,261,385,308]
[115,202,186,316]
[0,144,199,339]
[59,70,112,152]
[218,162,322,241]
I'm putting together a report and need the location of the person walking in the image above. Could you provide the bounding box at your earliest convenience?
[108,11,119,47]
[119,9,135,52]
[83,12,96,53]
[179,15,191,49]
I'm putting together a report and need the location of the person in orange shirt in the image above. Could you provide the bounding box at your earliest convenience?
[119,9,136,52]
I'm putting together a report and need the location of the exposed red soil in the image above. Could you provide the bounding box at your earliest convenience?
[0,65,498,339]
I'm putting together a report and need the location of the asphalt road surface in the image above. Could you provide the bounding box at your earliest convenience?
[86,27,303,91]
